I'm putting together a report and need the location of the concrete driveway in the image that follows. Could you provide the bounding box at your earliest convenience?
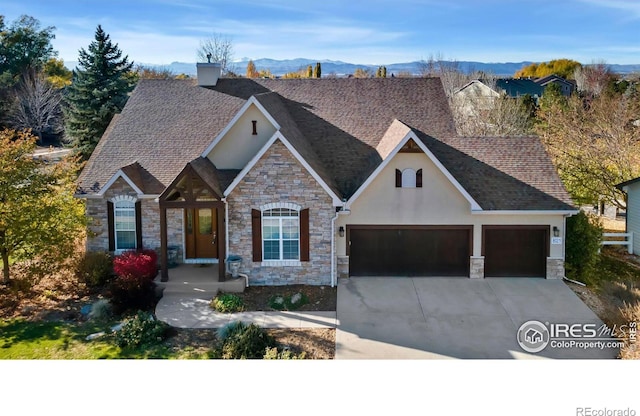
[335,277,619,359]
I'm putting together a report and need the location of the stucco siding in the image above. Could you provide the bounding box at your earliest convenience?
[206,104,276,170]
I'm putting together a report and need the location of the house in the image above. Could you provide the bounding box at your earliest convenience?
[76,62,576,286]
[495,78,544,102]
[452,80,500,117]
[616,177,640,255]
[534,74,575,97]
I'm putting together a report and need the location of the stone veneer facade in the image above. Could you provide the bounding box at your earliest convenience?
[546,257,565,280]
[85,178,183,257]
[226,140,334,285]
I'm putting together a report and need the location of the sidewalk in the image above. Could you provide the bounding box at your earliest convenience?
[155,293,337,329]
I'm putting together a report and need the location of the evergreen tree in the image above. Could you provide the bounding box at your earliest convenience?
[306,65,313,78]
[313,62,321,78]
[63,25,134,159]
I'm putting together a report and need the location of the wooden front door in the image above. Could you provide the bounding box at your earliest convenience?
[185,208,218,259]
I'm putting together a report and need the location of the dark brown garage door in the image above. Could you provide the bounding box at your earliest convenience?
[483,226,548,277]
[348,226,471,277]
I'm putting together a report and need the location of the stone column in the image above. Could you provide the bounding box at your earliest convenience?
[470,256,484,279]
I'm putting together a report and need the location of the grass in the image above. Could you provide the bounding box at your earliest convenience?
[0,319,214,359]
[581,248,640,358]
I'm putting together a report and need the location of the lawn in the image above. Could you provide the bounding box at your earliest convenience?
[0,319,214,359]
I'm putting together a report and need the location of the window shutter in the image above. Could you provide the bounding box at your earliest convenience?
[107,201,115,252]
[251,209,262,262]
[300,208,310,262]
[135,201,143,249]
[416,169,423,188]
[395,169,402,187]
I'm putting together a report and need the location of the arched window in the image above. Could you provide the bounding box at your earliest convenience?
[262,207,300,261]
[396,169,423,188]
[402,168,416,188]
[114,200,136,251]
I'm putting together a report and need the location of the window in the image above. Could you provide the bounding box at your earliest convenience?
[262,208,299,261]
[107,197,142,252]
[396,168,423,188]
[114,200,136,251]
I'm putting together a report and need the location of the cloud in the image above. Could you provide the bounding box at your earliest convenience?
[576,0,640,19]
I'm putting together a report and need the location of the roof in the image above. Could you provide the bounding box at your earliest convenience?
[77,77,573,211]
[617,176,640,190]
[496,79,544,98]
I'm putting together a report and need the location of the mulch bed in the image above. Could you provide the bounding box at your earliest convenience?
[231,284,337,311]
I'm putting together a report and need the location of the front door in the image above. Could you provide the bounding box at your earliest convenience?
[185,208,218,259]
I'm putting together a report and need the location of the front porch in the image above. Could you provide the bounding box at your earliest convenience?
[155,264,246,299]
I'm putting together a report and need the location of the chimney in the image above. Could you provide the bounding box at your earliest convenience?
[197,62,222,87]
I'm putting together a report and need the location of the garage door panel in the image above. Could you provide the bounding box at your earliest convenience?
[483,227,547,277]
[349,227,471,277]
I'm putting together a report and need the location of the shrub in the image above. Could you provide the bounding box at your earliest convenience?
[211,293,244,313]
[113,250,158,280]
[109,250,159,313]
[219,321,276,359]
[217,320,247,342]
[75,251,113,287]
[565,211,603,284]
[114,311,169,349]
[88,299,113,321]
[263,347,306,360]
[268,292,309,311]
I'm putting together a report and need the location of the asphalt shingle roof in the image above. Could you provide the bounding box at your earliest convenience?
[77,77,573,211]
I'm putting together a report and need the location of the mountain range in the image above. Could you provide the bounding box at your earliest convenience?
[65,58,640,77]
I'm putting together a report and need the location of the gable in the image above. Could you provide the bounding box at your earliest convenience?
[348,151,472,223]
[205,102,277,170]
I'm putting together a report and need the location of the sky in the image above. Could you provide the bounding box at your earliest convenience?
[3,0,640,66]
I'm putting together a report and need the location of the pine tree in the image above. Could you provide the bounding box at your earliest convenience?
[63,25,134,159]
[313,62,321,78]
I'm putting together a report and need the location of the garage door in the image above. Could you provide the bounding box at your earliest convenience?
[348,226,471,277]
[483,226,548,277]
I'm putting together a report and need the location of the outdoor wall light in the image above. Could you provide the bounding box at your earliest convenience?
[338,226,345,237]
[553,226,560,237]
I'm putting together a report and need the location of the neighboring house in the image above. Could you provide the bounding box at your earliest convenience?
[534,74,575,97]
[616,177,640,255]
[452,80,500,117]
[76,63,576,286]
[495,78,544,102]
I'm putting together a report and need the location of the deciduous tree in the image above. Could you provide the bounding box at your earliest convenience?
[197,33,235,75]
[536,90,640,208]
[313,62,321,78]
[246,60,258,78]
[6,69,63,143]
[63,25,135,160]
[514,59,581,79]
[0,129,86,284]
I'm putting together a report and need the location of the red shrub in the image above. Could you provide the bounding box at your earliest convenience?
[113,250,158,281]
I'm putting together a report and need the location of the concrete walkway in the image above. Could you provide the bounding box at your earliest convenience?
[155,294,337,329]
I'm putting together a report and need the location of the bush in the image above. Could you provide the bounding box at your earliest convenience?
[217,320,247,342]
[268,292,309,311]
[263,347,306,360]
[75,251,113,287]
[219,321,276,359]
[565,211,603,284]
[113,250,158,280]
[109,250,159,313]
[211,293,244,313]
[114,311,169,349]
[88,299,113,321]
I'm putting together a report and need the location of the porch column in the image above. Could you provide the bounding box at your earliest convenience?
[217,204,226,281]
[160,205,169,281]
